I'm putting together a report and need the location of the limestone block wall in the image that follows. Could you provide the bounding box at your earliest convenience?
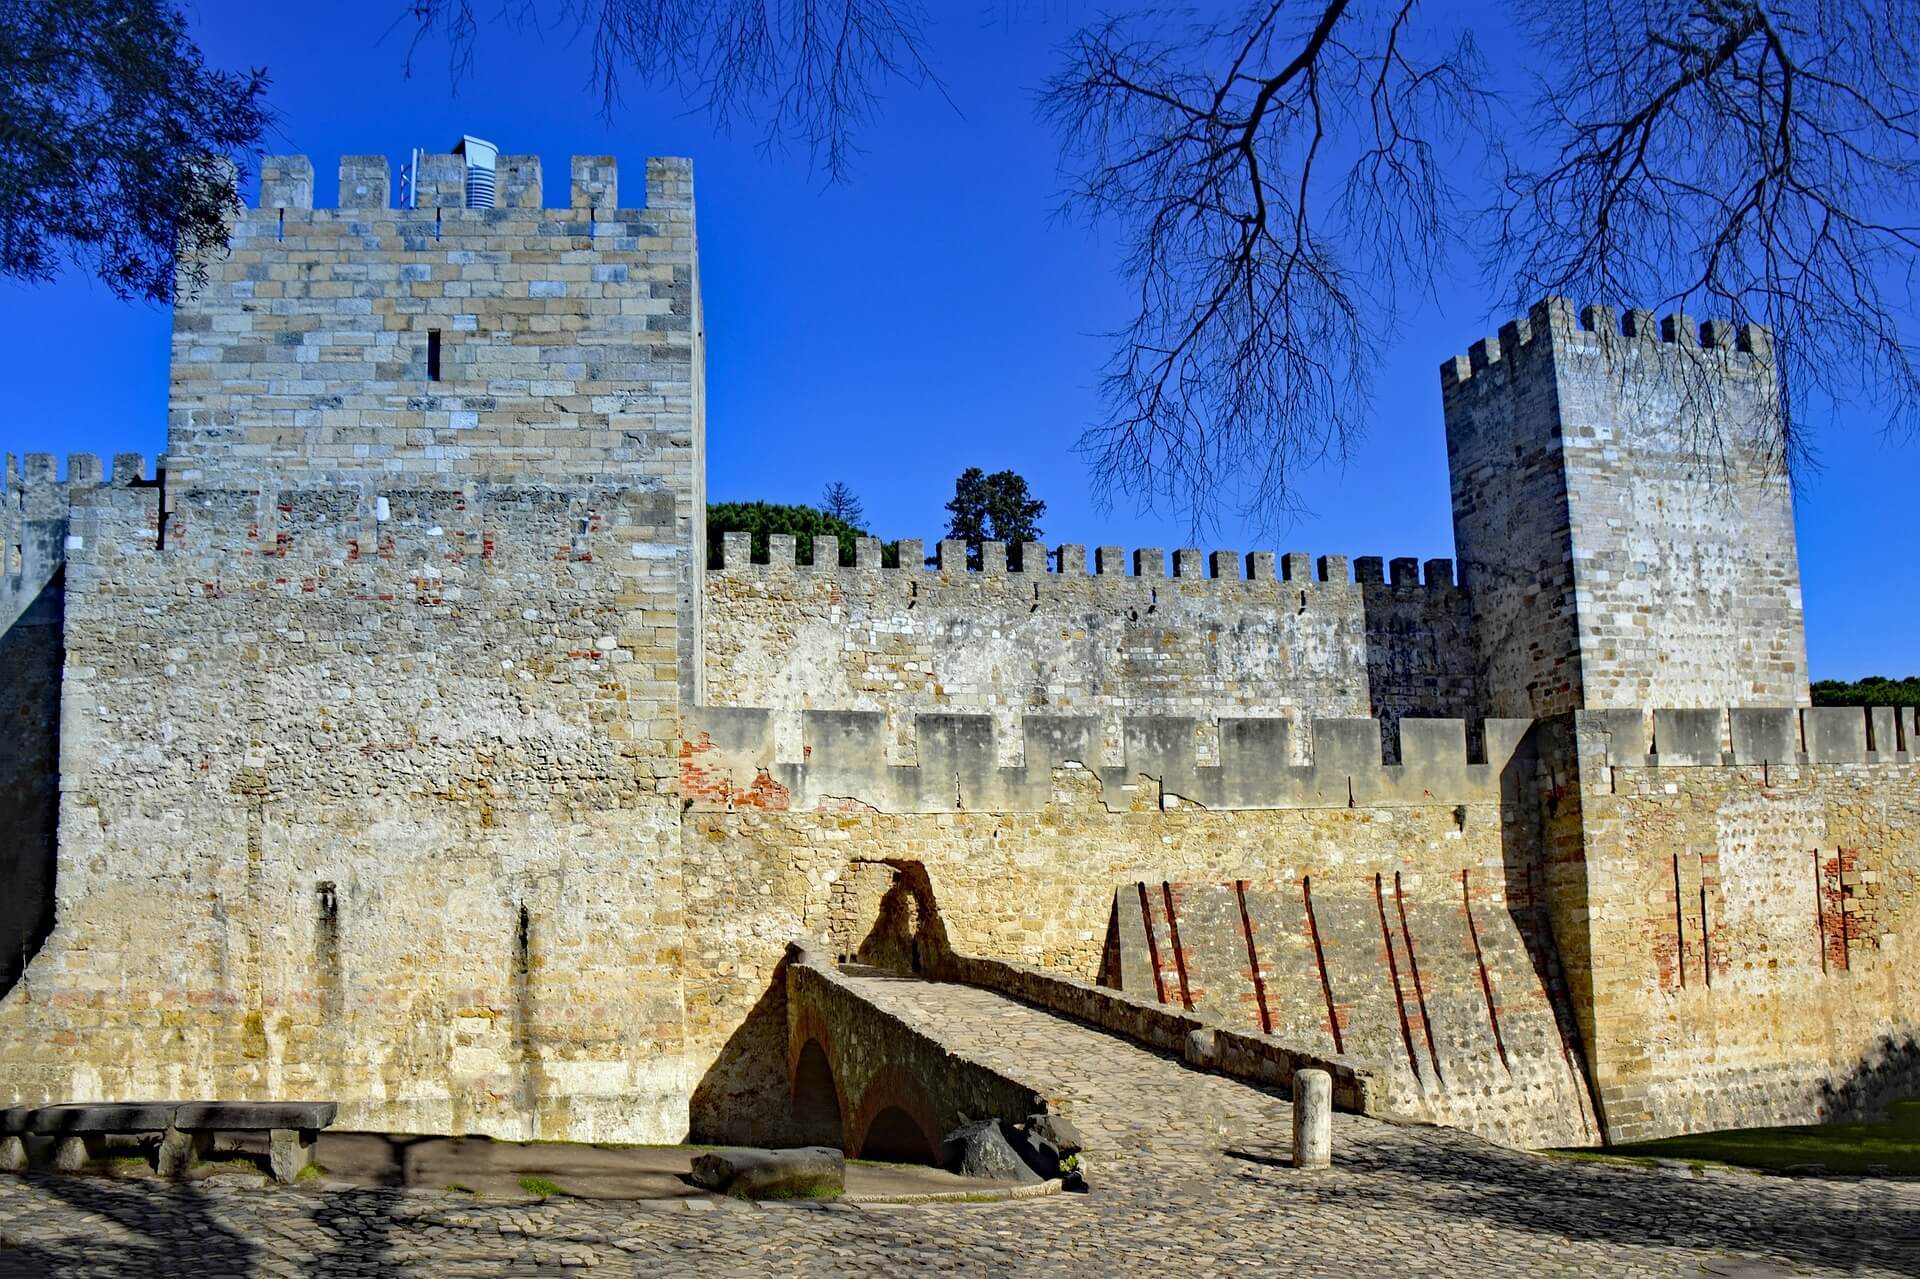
[0,466,692,1142]
[1444,299,1807,717]
[0,454,104,993]
[678,705,1563,1144]
[702,536,1476,763]
[1111,875,1599,1149]
[1551,705,1920,1142]
[170,152,707,700]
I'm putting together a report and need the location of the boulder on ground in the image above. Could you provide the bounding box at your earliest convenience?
[1004,1113,1087,1183]
[688,1146,844,1200]
[941,1119,1041,1184]
[1025,1113,1083,1157]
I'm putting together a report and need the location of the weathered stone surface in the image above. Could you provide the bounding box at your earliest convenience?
[268,1128,317,1184]
[48,1137,87,1172]
[0,1135,24,1173]
[173,1102,338,1132]
[1293,1069,1332,1169]
[156,1126,211,1178]
[940,1120,1040,1184]
[687,1146,843,1199]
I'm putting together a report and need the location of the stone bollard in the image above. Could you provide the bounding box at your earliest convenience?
[0,1135,26,1173]
[1183,1027,1218,1070]
[50,1136,89,1172]
[1292,1069,1332,1170]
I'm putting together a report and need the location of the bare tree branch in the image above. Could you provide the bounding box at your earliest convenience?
[401,0,941,181]
[1495,0,1920,473]
[1044,2,1489,533]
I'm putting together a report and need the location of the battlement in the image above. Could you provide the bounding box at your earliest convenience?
[684,706,1534,813]
[252,153,692,216]
[712,532,1459,591]
[3,452,157,515]
[1581,705,1919,767]
[1441,296,1775,391]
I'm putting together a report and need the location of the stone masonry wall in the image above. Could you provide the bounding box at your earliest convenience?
[0,454,84,994]
[170,152,707,701]
[677,706,1587,1147]
[0,466,692,1142]
[1553,706,1920,1142]
[1444,300,1808,717]
[703,537,1476,763]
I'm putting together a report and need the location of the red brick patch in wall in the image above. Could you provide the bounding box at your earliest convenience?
[678,733,790,811]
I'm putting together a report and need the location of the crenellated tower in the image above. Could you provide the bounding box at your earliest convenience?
[1442,297,1809,719]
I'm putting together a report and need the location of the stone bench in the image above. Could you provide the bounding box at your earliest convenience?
[1,1101,337,1183]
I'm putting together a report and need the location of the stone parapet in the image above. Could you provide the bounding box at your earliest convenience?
[684,706,1535,813]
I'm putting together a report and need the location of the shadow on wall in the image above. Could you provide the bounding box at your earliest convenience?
[688,859,956,1149]
[1496,716,1609,1137]
[1824,1028,1920,1123]
[0,569,63,999]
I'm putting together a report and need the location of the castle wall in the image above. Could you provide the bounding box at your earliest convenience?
[170,153,707,701]
[677,704,1599,1150]
[0,457,695,1140]
[1552,706,1920,1142]
[1444,300,1808,716]
[0,454,86,995]
[702,538,1477,762]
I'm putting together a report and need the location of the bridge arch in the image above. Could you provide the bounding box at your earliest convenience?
[848,1064,943,1164]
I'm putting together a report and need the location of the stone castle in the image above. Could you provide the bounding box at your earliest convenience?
[0,149,1913,1155]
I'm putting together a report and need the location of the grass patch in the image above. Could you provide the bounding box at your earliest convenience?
[755,1183,843,1200]
[1552,1097,1920,1176]
[295,1163,327,1183]
[108,1155,151,1169]
[517,1174,569,1198]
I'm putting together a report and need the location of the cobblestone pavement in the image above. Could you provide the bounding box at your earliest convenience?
[2,970,1917,1277]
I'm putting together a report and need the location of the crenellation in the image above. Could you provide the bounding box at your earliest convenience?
[572,155,617,209]
[338,155,390,208]
[259,155,315,210]
[1173,548,1204,578]
[1132,547,1164,577]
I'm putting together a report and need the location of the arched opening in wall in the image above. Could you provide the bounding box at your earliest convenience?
[859,1105,937,1164]
[790,1038,843,1148]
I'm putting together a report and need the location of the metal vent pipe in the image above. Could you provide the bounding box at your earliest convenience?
[454,135,498,209]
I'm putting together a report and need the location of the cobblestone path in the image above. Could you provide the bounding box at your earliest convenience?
[2,969,1916,1277]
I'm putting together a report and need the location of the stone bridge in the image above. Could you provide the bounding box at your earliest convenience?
[783,946,1046,1161]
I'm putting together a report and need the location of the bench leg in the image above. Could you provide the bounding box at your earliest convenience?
[50,1136,89,1172]
[268,1127,315,1184]
[156,1126,210,1178]
[0,1135,24,1173]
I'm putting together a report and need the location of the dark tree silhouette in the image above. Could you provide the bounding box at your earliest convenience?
[0,0,270,302]
[942,468,1045,569]
[820,480,865,527]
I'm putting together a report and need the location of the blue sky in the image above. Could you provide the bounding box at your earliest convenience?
[0,1,1911,679]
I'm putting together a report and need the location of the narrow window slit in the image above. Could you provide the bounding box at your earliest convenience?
[427,329,442,382]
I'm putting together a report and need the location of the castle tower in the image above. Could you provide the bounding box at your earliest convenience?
[0,149,710,1143]
[1442,297,1809,719]
[169,150,707,700]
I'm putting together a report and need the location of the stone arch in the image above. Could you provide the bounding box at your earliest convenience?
[789,1037,843,1148]
[848,1064,943,1164]
[787,1002,851,1150]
